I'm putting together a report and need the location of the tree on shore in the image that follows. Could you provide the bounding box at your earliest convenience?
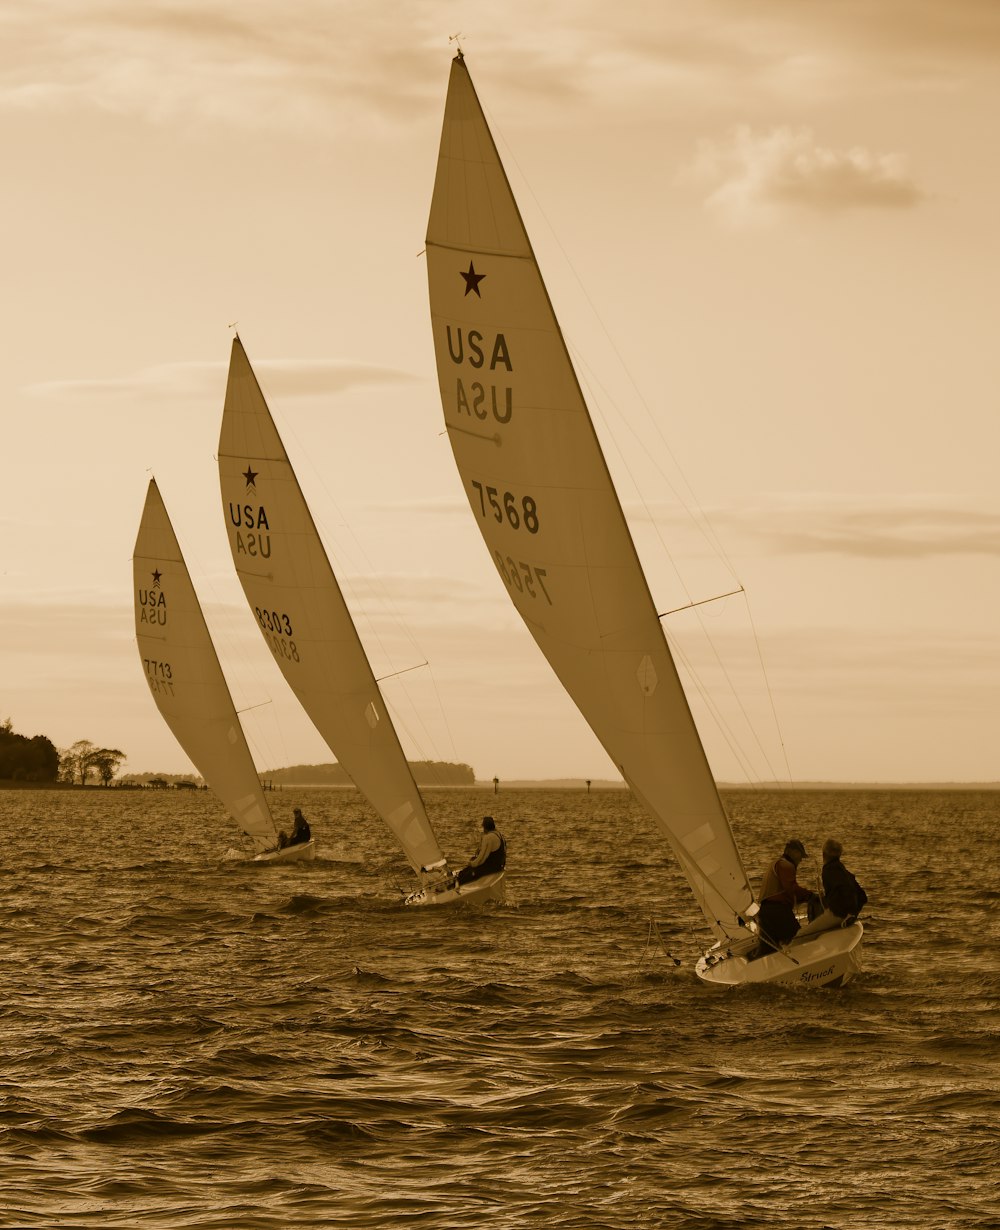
[91,747,126,786]
[60,740,96,784]
[58,741,126,786]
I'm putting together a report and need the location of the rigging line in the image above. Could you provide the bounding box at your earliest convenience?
[482,103,740,580]
[375,661,429,684]
[740,590,795,786]
[573,351,740,588]
[246,361,439,730]
[659,587,745,619]
[575,358,782,780]
[235,701,274,715]
[575,357,782,780]
[445,422,502,445]
[666,633,769,788]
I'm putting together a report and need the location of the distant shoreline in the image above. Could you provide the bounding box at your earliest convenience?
[3,778,998,793]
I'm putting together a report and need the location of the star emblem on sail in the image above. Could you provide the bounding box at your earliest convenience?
[151,569,162,588]
[243,466,258,489]
[460,261,486,297]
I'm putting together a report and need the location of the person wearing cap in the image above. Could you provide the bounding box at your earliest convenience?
[287,807,311,847]
[752,839,818,956]
[797,839,867,937]
[455,816,506,886]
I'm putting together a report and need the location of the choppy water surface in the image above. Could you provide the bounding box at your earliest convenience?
[1,785,997,1228]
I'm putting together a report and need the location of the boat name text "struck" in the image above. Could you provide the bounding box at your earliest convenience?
[800,964,835,984]
[229,502,271,559]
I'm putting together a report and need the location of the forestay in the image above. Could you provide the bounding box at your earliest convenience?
[133,478,279,853]
[425,54,754,940]
[217,339,445,874]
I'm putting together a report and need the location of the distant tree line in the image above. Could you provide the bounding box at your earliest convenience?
[266,761,476,786]
[0,722,128,786]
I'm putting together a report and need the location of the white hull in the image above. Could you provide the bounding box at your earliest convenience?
[695,922,864,989]
[404,870,506,908]
[252,839,317,864]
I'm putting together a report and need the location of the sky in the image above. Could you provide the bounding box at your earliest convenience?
[3,0,998,785]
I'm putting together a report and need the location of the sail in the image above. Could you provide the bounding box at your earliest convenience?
[132,478,279,853]
[217,339,445,874]
[425,54,754,940]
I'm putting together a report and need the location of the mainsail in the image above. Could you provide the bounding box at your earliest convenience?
[425,54,755,940]
[218,338,446,874]
[133,478,280,853]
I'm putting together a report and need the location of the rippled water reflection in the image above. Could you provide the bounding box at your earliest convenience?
[1,785,997,1228]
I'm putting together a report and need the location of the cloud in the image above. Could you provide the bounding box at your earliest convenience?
[24,357,416,404]
[625,494,1000,559]
[4,0,996,141]
[685,125,924,227]
[748,497,1000,558]
[0,1,455,130]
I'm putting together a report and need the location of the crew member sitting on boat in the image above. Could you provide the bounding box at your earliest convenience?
[276,808,311,849]
[751,839,818,957]
[455,816,506,885]
[796,839,867,938]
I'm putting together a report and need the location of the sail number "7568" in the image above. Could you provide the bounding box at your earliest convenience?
[470,480,539,533]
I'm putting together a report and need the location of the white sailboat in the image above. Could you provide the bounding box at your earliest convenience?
[132,478,316,863]
[217,338,504,906]
[424,52,861,986]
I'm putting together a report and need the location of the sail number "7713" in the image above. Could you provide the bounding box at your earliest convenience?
[470,480,539,533]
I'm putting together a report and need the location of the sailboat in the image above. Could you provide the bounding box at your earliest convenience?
[133,478,316,863]
[424,52,862,986]
[217,337,504,906]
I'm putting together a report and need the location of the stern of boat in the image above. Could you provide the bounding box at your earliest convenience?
[696,921,864,989]
[252,838,317,864]
[404,869,506,908]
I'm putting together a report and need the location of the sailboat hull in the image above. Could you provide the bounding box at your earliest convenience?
[252,839,317,864]
[695,922,864,989]
[404,870,506,908]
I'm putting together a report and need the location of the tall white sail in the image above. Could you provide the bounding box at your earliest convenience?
[218,338,446,874]
[133,478,279,853]
[426,54,754,940]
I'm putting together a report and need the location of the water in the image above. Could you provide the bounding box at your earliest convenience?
[1,786,997,1229]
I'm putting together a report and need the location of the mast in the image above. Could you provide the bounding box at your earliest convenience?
[425,55,755,939]
[133,478,279,852]
[217,339,447,875]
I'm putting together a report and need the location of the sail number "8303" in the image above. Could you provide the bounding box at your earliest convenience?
[471,481,539,533]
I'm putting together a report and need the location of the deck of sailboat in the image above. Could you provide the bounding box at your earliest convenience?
[696,922,864,989]
[252,838,317,864]
[404,870,506,908]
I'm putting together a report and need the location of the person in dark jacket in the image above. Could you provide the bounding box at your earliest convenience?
[797,839,867,937]
[288,808,311,847]
[455,816,506,885]
[752,838,818,956]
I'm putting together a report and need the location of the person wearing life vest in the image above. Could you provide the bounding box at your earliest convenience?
[797,838,868,937]
[752,838,817,955]
[455,816,506,885]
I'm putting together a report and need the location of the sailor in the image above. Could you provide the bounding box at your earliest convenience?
[455,816,506,885]
[752,839,817,956]
[796,839,867,937]
[288,807,311,847]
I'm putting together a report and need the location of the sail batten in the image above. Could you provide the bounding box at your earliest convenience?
[132,478,279,853]
[218,340,445,875]
[426,55,754,940]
